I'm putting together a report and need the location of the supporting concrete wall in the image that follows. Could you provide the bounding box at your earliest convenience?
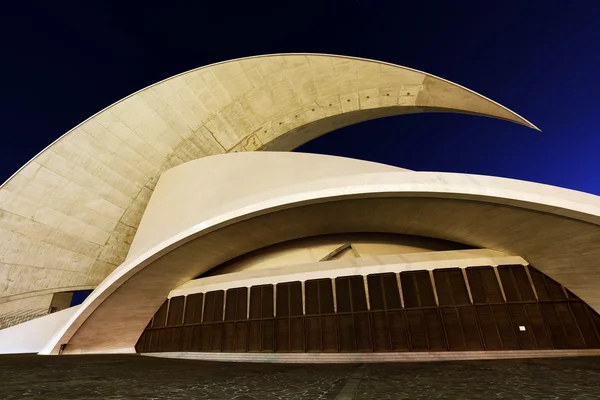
[0,294,52,330]
[0,306,79,354]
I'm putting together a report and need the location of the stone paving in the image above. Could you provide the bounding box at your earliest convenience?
[1,355,600,399]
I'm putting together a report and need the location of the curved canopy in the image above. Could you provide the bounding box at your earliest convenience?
[0,54,538,299]
[40,153,600,355]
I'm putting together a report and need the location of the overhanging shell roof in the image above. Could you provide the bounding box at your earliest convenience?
[0,54,538,299]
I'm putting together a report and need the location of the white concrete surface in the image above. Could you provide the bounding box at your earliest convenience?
[39,152,600,355]
[0,54,538,304]
[0,306,79,354]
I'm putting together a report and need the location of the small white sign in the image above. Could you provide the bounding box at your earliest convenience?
[519,325,526,331]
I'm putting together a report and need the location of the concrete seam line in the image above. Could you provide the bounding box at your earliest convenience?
[335,364,367,400]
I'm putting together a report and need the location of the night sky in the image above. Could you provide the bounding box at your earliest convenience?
[2,1,599,195]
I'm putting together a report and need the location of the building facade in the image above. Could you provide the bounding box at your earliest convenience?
[1,54,599,362]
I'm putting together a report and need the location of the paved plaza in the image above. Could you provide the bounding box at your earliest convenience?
[1,355,600,399]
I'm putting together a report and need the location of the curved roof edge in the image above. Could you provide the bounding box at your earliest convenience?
[40,170,600,355]
[0,53,542,302]
[1,53,539,190]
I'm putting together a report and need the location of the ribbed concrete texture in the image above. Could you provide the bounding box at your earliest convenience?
[0,54,538,307]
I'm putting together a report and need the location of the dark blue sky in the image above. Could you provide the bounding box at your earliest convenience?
[2,1,599,194]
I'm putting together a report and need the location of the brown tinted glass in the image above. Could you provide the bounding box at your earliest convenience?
[382,274,402,309]
[554,303,585,349]
[388,310,410,351]
[440,308,464,350]
[474,305,502,350]
[184,293,203,325]
[368,275,385,311]
[491,304,519,350]
[319,280,335,314]
[321,316,338,352]
[289,282,303,317]
[435,269,470,306]
[289,318,305,352]
[458,307,483,350]
[234,321,248,352]
[416,272,436,307]
[570,302,600,348]
[512,266,536,302]
[261,286,274,319]
[498,267,520,302]
[338,314,355,351]
[335,278,352,313]
[225,287,247,322]
[467,267,504,304]
[400,273,420,308]
[423,309,446,350]
[305,280,320,315]
[405,310,427,350]
[152,300,168,328]
[276,284,289,318]
[167,296,185,326]
[523,303,553,349]
[354,313,372,351]
[350,276,368,312]
[507,304,536,349]
[371,311,391,351]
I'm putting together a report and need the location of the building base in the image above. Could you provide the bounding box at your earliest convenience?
[142,349,600,363]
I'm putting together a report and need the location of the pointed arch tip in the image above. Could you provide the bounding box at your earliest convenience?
[520,119,542,132]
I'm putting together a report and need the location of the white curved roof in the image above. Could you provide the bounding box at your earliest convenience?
[0,54,538,299]
[40,152,600,355]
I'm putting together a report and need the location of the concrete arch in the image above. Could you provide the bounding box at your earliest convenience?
[40,154,600,355]
[0,54,538,300]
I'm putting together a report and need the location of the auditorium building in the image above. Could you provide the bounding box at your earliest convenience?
[1,54,600,362]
